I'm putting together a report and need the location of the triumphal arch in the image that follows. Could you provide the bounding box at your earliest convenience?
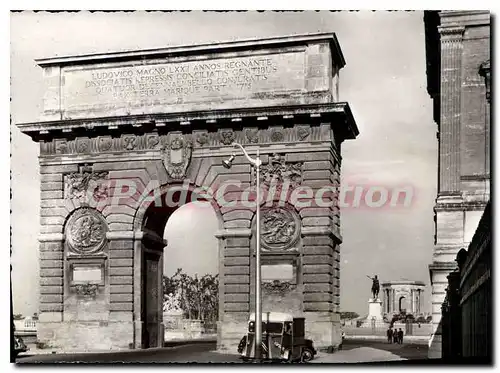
[17,33,358,351]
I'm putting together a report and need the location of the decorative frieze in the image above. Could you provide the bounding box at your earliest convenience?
[38,124,335,156]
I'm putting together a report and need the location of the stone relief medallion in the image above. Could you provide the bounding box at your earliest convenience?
[256,153,304,188]
[270,129,285,142]
[260,207,301,251]
[146,134,160,149]
[66,208,107,255]
[98,136,113,152]
[65,171,109,203]
[245,129,259,144]
[297,127,311,141]
[219,130,235,145]
[122,134,138,150]
[162,133,193,180]
[196,132,209,146]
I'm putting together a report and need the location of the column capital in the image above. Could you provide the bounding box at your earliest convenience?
[438,26,465,39]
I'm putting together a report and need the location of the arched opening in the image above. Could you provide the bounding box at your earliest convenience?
[399,296,408,314]
[163,201,219,324]
[137,186,221,348]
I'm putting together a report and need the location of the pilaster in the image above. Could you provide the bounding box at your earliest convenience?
[438,26,465,194]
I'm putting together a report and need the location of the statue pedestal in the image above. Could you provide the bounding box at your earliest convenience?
[360,298,386,328]
[367,298,383,321]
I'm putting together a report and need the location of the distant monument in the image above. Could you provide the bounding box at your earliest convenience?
[360,275,384,327]
[367,274,380,300]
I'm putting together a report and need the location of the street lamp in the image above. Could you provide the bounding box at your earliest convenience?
[222,143,263,360]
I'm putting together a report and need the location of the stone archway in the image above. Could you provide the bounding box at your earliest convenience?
[132,184,223,349]
[18,33,358,351]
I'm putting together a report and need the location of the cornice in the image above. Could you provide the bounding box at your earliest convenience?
[35,32,346,69]
[17,102,359,142]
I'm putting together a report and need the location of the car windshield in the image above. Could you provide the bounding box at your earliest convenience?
[248,321,284,333]
[265,322,283,333]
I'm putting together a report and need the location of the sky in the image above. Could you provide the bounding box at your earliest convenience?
[10,10,437,317]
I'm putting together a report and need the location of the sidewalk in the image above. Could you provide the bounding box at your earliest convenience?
[345,335,429,344]
[312,347,407,363]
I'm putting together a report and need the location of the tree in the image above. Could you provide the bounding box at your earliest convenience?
[163,269,219,322]
[340,311,359,320]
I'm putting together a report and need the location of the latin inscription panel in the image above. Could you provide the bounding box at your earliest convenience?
[61,52,307,115]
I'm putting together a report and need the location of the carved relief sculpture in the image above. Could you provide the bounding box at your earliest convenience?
[66,208,107,255]
[98,136,113,152]
[55,139,68,154]
[76,138,90,153]
[219,130,235,145]
[245,129,259,143]
[297,126,311,141]
[257,153,303,188]
[260,207,301,251]
[74,283,99,298]
[270,129,285,142]
[122,134,138,150]
[146,134,160,149]
[196,132,209,146]
[263,280,294,295]
[65,171,109,203]
[162,133,193,180]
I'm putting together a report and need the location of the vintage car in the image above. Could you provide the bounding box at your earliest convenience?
[238,312,317,362]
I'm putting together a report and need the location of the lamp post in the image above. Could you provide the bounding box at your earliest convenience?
[222,143,263,360]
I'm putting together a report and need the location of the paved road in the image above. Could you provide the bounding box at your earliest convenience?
[341,339,429,360]
[16,339,428,364]
[17,342,242,364]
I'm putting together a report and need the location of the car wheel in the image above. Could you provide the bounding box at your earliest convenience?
[301,348,314,362]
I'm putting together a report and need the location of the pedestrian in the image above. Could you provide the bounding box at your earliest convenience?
[387,327,393,344]
[398,328,404,344]
[393,327,398,344]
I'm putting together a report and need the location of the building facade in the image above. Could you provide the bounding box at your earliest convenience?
[424,10,490,357]
[441,201,491,361]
